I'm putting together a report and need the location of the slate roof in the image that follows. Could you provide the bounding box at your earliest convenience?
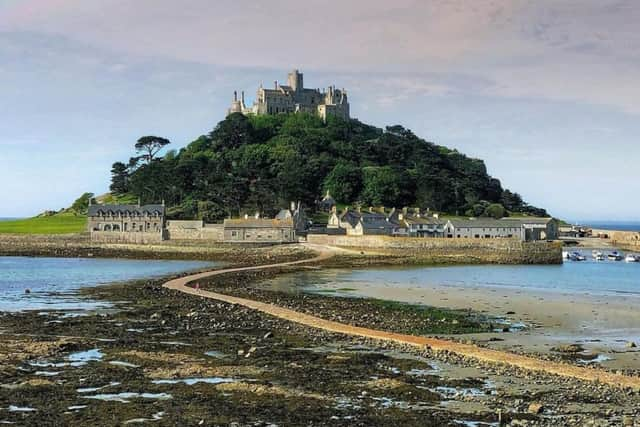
[88,204,165,217]
[223,218,293,229]
[402,215,444,226]
[446,218,552,228]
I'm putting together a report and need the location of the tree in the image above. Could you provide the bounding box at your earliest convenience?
[135,136,171,164]
[70,192,95,215]
[360,166,415,207]
[109,162,129,194]
[484,203,506,219]
[323,162,362,203]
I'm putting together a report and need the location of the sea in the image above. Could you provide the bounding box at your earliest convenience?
[264,257,640,299]
[582,221,640,232]
[0,257,217,312]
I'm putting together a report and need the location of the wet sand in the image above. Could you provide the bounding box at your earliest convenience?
[303,280,640,370]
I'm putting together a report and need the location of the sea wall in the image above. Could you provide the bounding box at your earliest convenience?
[0,233,301,262]
[90,231,166,244]
[592,229,640,250]
[307,234,562,264]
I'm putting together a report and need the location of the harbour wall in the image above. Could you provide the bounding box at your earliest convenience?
[307,234,562,264]
[592,229,640,250]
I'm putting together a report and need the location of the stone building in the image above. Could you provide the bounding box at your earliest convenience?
[396,209,445,237]
[327,207,398,236]
[444,218,557,241]
[222,218,295,243]
[228,69,350,121]
[88,202,166,243]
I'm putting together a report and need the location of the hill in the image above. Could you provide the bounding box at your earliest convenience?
[0,213,86,234]
[109,113,547,221]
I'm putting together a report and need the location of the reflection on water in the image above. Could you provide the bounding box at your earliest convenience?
[0,256,218,312]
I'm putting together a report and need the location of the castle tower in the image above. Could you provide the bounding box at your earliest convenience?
[287,69,303,93]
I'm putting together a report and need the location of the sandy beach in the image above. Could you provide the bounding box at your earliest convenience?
[278,272,640,371]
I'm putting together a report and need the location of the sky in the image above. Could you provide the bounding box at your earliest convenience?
[1,0,639,222]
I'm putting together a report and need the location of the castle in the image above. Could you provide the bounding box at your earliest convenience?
[227,69,350,121]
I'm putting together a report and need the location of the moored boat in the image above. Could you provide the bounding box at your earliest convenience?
[592,250,605,261]
[608,251,623,261]
[625,254,639,262]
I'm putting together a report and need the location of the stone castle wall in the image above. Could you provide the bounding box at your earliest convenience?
[307,234,562,264]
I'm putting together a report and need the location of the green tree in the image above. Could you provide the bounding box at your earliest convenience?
[323,162,362,203]
[109,162,129,194]
[135,136,171,164]
[360,166,415,207]
[484,203,506,219]
[70,192,95,215]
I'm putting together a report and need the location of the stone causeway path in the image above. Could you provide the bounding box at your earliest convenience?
[163,244,640,390]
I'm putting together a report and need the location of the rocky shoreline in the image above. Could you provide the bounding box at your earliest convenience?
[0,242,639,425]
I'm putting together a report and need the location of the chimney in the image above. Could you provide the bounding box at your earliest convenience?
[290,201,296,212]
[233,90,237,101]
[137,197,141,207]
[274,80,278,89]
[254,212,260,219]
[368,206,374,213]
[241,91,245,104]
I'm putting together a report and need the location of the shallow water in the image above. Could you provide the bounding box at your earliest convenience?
[0,256,217,311]
[263,256,640,298]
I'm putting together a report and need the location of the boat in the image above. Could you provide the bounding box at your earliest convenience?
[592,250,605,261]
[572,251,586,261]
[608,251,623,261]
[625,254,639,263]
[563,251,585,261]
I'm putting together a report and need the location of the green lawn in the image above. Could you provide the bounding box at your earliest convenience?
[0,214,87,234]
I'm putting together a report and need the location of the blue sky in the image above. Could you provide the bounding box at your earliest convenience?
[1,0,639,221]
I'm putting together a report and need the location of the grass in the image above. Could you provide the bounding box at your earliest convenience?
[0,213,87,234]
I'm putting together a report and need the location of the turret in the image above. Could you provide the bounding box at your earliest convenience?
[287,69,303,93]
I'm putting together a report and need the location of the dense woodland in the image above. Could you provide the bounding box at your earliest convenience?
[108,113,547,221]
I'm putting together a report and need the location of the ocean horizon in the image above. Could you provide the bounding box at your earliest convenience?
[582,221,640,232]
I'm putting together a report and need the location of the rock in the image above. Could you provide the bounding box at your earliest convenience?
[625,341,637,348]
[24,288,31,294]
[263,331,273,339]
[551,344,583,353]
[237,349,245,356]
[528,402,544,414]
[150,312,161,320]
[622,415,634,426]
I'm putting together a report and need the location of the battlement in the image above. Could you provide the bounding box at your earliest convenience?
[227,69,350,121]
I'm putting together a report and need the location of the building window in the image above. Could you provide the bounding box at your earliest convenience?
[231,231,238,237]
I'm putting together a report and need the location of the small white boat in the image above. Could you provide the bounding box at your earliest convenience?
[608,251,623,261]
[572,251,586,261]
[592,251,605,261]
[625,254,639,263]
[564,251,585,261]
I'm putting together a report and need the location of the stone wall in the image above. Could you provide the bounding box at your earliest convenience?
[90,231,166,244]
[165,221,223,241]
[307,234,562,264]
[592,229,640,250]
